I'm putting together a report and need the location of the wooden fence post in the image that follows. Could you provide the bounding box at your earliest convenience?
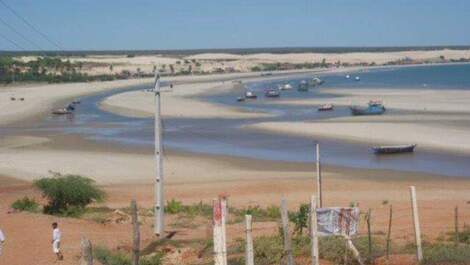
[409,186,423,262]
[131,199,140,265]
[367,209,372,263]
[310,195,319,265]
[213,197,228,265]
[79,236,93,265]
[455,206,459,245]
[281,198,294,265]
[386,205,393,262]
[245,215,254,265]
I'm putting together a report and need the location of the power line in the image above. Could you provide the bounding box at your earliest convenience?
[0,32,26,51]
[0,15,45,52]
[0,0,63,50]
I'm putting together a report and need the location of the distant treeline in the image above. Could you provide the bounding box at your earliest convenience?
[2,45,470,57]
[0,56,129,84]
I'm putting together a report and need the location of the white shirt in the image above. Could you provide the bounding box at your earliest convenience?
[52,228,61,242]
[0,229,5,242]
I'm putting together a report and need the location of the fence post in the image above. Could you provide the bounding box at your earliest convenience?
[281,198,294,265]
[131,199,140,265]
[79,236,93,265]
[455,206,459,245]
[386,205,393,262]
[310,195,319,265]
[245,215,254,265]
[367,209,372,264]
[409,186,423,262]
[213,197,228,265]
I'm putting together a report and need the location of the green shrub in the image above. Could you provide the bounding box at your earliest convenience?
[11,196,40,212]
[422,243,470,265]
[164,199,212,217]
[94,246,163,265]
[252,235,284,265]
[33,172,105,215]
[448,227,470,244]
[165,199,184,214]
[289,203,309,235]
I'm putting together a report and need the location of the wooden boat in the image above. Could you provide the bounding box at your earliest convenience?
[318,104,334,111]
[265,89,280,97]
[298,80,309,91]
[350,101,385,115]
[72,99,81,104]
[236,96,245,102]
[52,108,72,115]
[245,91,257,99]
[373,144,417,154]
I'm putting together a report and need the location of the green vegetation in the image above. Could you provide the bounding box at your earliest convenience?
[288,203,309,235]
[164,199,212,218]
[94,246,163,265]
[422,243,470,265]
[448,227,470,244]
[33,172,105,216]
[0,56,128,84]
[11,196,40,213]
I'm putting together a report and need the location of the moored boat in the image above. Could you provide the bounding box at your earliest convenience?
[298,80,309,91]
[318,104,334,111]
[355,76,360,81]
[52,108,72,115]
[245,91,257,99]
[350,101,385,115]
[265,89,280,97]
[281,83,293,90]
[236,96,245,102]
[373,144,417,154]
[309,77,324,86]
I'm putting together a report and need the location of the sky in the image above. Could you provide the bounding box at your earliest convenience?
[0,0,469,51]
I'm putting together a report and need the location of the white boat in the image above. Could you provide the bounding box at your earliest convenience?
[245,91,257,99]
[346,75,350,79]
[281,83,293,90]
[355,76,360,81]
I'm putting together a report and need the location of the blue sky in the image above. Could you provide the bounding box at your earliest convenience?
[1,0,469,51]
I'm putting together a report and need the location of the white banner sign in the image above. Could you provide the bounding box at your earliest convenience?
[316,207,360,236]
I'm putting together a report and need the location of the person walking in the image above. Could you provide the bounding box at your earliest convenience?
[51,222,63,261]
[0,228,5,257]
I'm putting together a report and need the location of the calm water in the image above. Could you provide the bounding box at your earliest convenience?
[5,64,470,177]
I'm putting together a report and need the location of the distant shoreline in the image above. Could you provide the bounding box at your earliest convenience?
[2,45,470,56]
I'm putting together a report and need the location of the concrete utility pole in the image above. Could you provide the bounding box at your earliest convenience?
[154,73,164,236]
[316,143,322,208]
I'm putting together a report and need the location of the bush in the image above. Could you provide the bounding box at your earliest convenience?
[164,199,212,217]
[33,172,105,215]
[289,203,309,235]
[11,196,40,212]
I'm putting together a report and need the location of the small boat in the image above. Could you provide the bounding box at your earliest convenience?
[298,80,309,91]
[236,96,245,102]
[52,108,72,115]
[245,91,257,99]
[265,89,280,97]
[309,77,324,86]
[373,144,417,154]
[72,99,81,104]
[346,75,350,79]
[355,76,360,81]
[281,84,293,90]
[350,101,385,116]
[318,104,334,111]
[66,104,75,111]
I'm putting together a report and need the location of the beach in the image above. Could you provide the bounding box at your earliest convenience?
[1,64,470,265]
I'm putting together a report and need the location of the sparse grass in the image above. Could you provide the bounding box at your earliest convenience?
[421,242,470,265]
[11,196,40,213]
[94,245,163,265]
[164,199,212,218]
[447,227,470,244]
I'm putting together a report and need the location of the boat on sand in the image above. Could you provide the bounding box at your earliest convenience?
[373,144,417,154]
[350,101,385,115]
[318,104,334,111]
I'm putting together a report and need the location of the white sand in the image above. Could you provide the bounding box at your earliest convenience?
[100,82,269,119]
[0,78,153,125]
[246,87,470,153]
